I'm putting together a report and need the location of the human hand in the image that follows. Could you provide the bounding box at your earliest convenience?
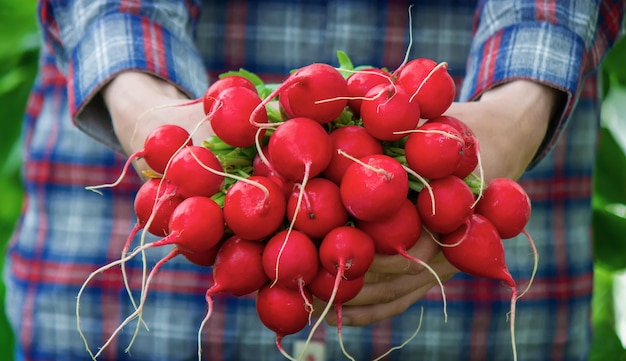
[318,231,458,327]
[446,80,565,181]
[103,71,210,174]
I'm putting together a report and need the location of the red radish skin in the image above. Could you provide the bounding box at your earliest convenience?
[203,75,257,115]
[198,236,268,359]
[157,196,225,254]
[286,178,348,239]
[357,198,448,320]
[308,268,364,305]
[429,116,479,179]
[277,63,349,124]
[475,178,538,300]
[475,178,532,239]
[252,146,294,199]
[141,125,193,174]
[396,58,456,119]
[267,117,333,182]
[119,177,182,333]
[357,199,422,256]
[301,226,375,360]
[359,83,421,141]
[256,283,314,360]
[133,178,181,237]
[318,226,375,280]
[345,67,392,116]
[303,269,365,361]
[262,229,319,289]
[416,175,475,235]
[223,175,287,241]
[404,122,465,180]
[323,125,384,185]
[441,213,519,361]
[209,86,268,148]
[179,243,220,267]
[340,154,409,221]
[165,145,225,199]
[85,125,192,193]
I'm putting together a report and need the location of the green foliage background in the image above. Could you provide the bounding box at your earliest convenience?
[0,1,624,360]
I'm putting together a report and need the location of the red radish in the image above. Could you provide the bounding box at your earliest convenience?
[300,226,374,359]
[267,117,333,182]
[155,196,225,254]
[429,116,479,179]
[416,175,475,235]
[305,226,374,344]
[85,125,192,193]
[441,213,519,361]
[323,125,384,185]
[475,178,531,239]
[256,283,313,360]
[345,67,392,116]
[357,198,422,255]
[262,229,319,289]
[474,178,538,301]
[198,236,268,358]
[357,198,447,320]
[339,154,408,221]
[359,83,421,141]
[277,63,349,124]
[223,175,287,241]
[119,177,182,330]
[308,269,364,305]
[141,125,193,174]
[404,122,465,180]
[252,146,294,198]
[165,145,224,199]
[318,226,375,280]
[396,58,456,119]
[179,243,220,267]
[133,178,181,237]
[286,178,348,239]
[203,75,257,115]
[303,269,365,361]
[209,236,268,296]
[209,86,268,147]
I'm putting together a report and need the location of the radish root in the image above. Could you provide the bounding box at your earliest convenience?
[372,306,424,361]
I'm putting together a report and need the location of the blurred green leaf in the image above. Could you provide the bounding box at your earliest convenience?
[603,37,626,88]
[593,206,626,271]
[589,320,626,361]
[593,126,626,208]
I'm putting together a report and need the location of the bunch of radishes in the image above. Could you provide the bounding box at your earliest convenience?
[78,52,537,361]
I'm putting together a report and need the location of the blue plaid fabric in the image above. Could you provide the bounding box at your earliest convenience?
[4,1,624,360]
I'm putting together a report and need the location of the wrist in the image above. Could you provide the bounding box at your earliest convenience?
[102,71,190,155]
[477,80,565,178]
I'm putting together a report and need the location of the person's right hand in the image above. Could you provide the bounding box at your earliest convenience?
[103,71,211,175]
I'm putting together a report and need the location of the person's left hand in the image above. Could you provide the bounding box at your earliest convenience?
[318,230,458,327]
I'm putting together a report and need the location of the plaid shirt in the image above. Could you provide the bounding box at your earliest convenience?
[5,1,624,360]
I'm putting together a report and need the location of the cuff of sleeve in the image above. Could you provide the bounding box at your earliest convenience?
[459,22,586,167]
[69,13,208,153]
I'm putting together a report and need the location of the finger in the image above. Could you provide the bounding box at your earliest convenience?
[347,272,437,306]
[347,261,457,307]
[325,281,438,327]
[367,232,440,275]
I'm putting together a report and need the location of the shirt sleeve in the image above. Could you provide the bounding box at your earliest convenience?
[37,0,209,152]
[459,0,625,166]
